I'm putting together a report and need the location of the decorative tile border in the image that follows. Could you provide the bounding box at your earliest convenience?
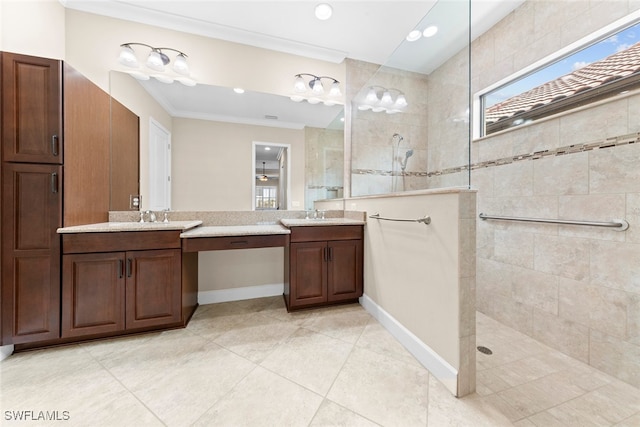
[351,132,638,178]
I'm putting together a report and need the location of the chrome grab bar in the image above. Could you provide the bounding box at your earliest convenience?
[479,213,629,231]
[369,212,431,225]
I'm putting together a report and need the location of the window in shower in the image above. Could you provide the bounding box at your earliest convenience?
[478,16,640,137]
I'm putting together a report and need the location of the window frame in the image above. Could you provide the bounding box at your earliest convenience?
[473,9,640,139]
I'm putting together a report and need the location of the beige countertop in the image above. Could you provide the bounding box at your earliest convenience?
[280,218,366,227]
[57,216,365,236]
[57,220,203,234]
[180,224,290,238]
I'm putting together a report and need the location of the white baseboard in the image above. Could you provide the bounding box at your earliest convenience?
[198,283,284,305]
[359,294,459,396]
[1,345,14,361]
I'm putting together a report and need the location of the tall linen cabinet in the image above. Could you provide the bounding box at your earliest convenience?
[1,52,115,345]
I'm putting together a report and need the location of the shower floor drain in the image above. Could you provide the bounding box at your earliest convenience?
[477,346,493,355]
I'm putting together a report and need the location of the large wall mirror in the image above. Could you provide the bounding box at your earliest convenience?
[109,71,343,211]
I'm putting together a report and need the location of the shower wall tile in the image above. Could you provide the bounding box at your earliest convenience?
[558,194,626,241]
[558,276,591,327]
[560,99,628,144]
[477,132,513,163]
[496,195,558,219]
[532,309,589,363]
[589,330,640,387]
[512,119,560,155]
[587,286,631,339]
[589,142,640,194]
[590,240,640,294]
[477,258,513,301]
[493,229,534,269]
[627,193,640,244]
[494,162,533,197]
[629,293,640,345]
[533,153,588,196]
[511,266,559,316]
[534,234,590,281]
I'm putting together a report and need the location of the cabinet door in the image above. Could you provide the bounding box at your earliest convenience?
[1,52,62,164]
[61,253,125,338]
[1,163,62,344]
[125,249,181,329]
[289,241,327,308]
[327,239,363,302]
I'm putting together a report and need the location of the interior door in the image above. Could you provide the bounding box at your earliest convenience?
[149,118,171,211]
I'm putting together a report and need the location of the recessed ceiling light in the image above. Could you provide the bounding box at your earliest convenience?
[406,30,422,42]
[423,25,438,38]
[233,87,245,94]
[264,147,271,151]
[315,3,333,20]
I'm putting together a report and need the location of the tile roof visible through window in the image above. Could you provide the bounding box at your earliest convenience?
[485,41,640,125]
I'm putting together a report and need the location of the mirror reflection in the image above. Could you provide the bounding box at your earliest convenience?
[109,71,344,211]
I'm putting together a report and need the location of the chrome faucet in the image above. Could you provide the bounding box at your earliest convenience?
[144,210,156,223]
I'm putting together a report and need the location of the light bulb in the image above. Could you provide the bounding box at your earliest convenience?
[290,95,305,102]
[311,78,324,94]
[146,50,165,71]
[380,91,393,106]
[394,94,408,108]
[329,81,341,97]
[118,45,139,68]
[365,88,378,104]
[293,76,306,93]
[172,53,190,76]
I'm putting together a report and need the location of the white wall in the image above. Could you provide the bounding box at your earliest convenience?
[0,0,65,58]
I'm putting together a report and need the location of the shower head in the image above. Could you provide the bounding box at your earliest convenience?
[400,149,413,171]
[392,133,404,142]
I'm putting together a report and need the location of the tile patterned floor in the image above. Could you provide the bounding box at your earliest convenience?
[1,297,639,426]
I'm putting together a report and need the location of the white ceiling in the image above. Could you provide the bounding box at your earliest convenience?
[63,0,524,73]
[65,0,525,129]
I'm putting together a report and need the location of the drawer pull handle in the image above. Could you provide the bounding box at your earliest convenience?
[328,247,333,261]
[230,240,249,245]
[126,259,132,278]
[118,259,124,278]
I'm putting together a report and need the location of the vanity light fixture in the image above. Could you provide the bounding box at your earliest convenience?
[357,86,408,114]
[291,73,342,106]
[118,43,196,86]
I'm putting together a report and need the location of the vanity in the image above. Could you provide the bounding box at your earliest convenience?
[8,214,365,350]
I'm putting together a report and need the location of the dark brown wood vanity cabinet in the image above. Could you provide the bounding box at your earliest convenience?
[284,225,363,311]
[61,232,187,339]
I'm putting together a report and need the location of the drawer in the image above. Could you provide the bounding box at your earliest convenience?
[62,231,182,254]
[290,225,363,243]
[181,234,289,252]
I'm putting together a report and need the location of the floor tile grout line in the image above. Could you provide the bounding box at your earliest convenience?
[83,346,169,427]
